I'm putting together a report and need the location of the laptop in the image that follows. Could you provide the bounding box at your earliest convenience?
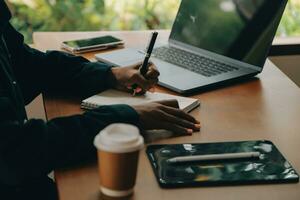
[96,0,287,94]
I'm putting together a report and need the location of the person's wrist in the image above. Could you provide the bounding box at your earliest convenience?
[106,67,118,88]
[130,105,144,128]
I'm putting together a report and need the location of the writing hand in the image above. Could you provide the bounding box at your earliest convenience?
[108,62,159,94]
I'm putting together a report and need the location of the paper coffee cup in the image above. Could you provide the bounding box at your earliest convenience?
[94,123,144,197]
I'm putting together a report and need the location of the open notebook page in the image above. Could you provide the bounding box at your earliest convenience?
[81,89,200,113]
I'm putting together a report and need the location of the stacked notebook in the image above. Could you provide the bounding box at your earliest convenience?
[81,89,200,112]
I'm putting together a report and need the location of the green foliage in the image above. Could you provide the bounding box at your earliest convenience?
[277,0,300,37]
[9,0,107,42]
[7,0,300,44]
[8,0,180,43]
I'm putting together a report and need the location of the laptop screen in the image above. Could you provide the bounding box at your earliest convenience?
[170,0,286,67]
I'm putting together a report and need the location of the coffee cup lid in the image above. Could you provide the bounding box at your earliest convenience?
[94,123,144,153]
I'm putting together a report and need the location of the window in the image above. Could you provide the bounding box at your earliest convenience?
[277,0,300,37]
[7,0,300,44]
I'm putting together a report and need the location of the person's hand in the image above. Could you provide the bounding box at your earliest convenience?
[132,100,201,135]
[108,62,160,94]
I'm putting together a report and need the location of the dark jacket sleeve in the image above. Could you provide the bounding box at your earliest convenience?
[0,98,139,185]
[0,23,140,186]
[4,24,114,104]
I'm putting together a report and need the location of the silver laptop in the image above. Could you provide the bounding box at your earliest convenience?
[97,0,287,94]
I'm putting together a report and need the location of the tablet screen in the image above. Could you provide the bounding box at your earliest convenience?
[146,140,299,188]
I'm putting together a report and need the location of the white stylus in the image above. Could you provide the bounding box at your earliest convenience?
[167,152,261,164]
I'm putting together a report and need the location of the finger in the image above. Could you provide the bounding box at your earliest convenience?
[123,86,135,93]
[135,84,157,95]
[161,106,200,124]
[145,65,160,79]
[161,121,193,135]
[134,87,147,96]
[146,68,160,79]
[161,111,200,131]
[149,87,156,93]
[155,99,179,108]
[132,73,159,91]
[148,78,158,86]
[130,62,143,70]
[134,79,158,95]
[131,73,152,90]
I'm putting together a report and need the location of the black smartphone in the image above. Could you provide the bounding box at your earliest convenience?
[61,35,124,53]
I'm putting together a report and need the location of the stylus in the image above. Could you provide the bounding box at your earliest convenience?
[140,31,158,76]
[167,152,261,163]
[132,31,158,96]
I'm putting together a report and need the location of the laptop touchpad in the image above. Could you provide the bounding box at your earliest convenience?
[152,59,212,91]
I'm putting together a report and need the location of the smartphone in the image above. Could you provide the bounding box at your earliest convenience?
[61,35,124,53]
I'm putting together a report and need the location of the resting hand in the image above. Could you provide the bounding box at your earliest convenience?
[108,62,160,94]
[132,100,201,135]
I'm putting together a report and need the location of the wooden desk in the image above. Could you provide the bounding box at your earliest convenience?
[33,31,300,200]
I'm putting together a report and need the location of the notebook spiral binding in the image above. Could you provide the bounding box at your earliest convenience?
[81,101,98,110]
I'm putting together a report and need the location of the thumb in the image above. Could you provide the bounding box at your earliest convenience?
[132,73,152,90]
[132,62,143,70]
[155,99,179,108]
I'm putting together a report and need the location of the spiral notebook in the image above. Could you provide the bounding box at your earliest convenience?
[81,89,200,112]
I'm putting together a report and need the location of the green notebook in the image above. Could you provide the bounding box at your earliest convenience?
[146,140,299,188]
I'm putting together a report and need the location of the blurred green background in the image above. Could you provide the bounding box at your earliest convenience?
[6,0,300,43]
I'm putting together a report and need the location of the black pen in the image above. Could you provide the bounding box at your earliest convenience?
[132,31,158,96]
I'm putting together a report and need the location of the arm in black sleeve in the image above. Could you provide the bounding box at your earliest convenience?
[3,24,114,104]
[1,19,141,187]
[0,98,139,185]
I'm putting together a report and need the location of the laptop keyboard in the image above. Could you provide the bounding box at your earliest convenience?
[153,46,239,77]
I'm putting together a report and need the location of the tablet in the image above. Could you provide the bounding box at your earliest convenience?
[146,140,299,188]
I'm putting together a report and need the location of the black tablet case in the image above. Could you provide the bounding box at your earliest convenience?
[146,140,299,188]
